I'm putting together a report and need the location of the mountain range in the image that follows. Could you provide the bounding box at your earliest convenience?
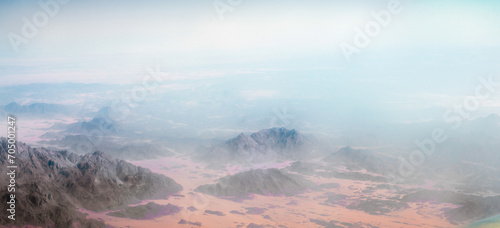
[0,138,182,227]
[194,168,316,201]
[194,128,315,167]
[1,102,73,118]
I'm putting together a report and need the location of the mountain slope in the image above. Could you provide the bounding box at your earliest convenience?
[195,128,312,167]
[322,146,396,174]
[0,139,182,227]
[194,168,315,201]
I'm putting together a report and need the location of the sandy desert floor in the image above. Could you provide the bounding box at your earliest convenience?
[78,156,459,228]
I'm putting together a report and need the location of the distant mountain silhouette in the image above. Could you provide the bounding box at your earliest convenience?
[322,146,395,174]
[65,116,117,134]
[2,102,71,117]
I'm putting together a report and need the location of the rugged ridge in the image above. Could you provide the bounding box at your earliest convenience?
[65,116,117,134]
[0,138,182,227]
[194,168,315,201]
[195,128,311,167]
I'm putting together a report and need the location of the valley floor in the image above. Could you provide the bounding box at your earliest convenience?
[80,156,458,228]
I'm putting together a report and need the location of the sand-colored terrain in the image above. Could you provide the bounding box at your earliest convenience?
[79,156,459,228]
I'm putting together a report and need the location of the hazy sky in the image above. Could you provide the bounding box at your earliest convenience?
[1,0,499,58]
[1,0,500,125]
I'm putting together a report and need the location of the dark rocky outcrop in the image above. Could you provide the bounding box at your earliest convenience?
[194,128,313,167]
[107,202,181,220]
[0,138,182,227]
[194,168,315,201]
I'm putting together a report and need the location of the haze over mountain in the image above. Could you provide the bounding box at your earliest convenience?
[39,111,176,160]
[0,102,74,118]
[195,168,316,201]
[322,146,397,174]
[194,128,318,167]
[65,116,117,134]
[0,0,499,226]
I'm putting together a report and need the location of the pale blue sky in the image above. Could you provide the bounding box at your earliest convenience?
[1,0,499,58]
[1,0,500,126]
